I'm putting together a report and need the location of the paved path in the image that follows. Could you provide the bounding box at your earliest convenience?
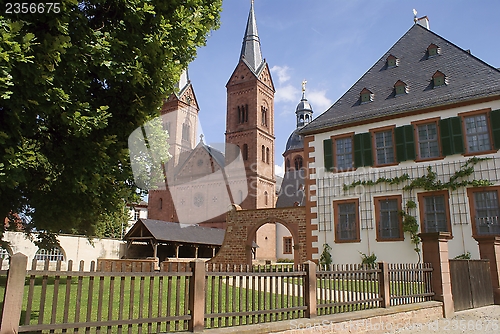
[394,305,500,334]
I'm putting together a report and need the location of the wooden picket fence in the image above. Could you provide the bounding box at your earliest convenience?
[0,254,434,333]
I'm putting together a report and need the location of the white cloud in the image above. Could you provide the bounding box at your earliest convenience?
[307,90,332,113]
[275,164,284,178]
[270,65,291,85]
[275,84,300,103]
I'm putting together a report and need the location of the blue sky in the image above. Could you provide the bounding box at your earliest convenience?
[188,0,500,176]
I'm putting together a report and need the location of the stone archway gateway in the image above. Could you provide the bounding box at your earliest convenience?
[208,205,308,266]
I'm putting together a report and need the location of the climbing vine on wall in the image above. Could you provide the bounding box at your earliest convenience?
[343,157,493,259]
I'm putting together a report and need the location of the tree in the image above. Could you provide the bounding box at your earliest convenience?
[0,0,222,246]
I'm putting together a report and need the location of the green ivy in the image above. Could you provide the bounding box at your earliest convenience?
[319,243,332,267]
[453,251,471,260]
[359,251,377,267]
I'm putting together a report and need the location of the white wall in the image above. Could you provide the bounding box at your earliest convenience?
[308,100,500,264]
[2,231,125,270]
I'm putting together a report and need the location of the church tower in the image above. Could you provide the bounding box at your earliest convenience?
[225,0,276,210]
[148,69,199,222]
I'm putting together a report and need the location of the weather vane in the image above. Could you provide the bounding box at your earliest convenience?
[302,80,307,93]
[413,9,418,23]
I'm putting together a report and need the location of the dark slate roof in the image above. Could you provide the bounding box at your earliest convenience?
[125,219,226,246]
[240,1,263,74]
[284,128,304,153]
[276,169,306,208]
[300,24,500,134]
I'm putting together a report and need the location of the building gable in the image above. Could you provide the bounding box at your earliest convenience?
[301,24,500,134]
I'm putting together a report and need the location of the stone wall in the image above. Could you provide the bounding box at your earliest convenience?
[208,205,307,265]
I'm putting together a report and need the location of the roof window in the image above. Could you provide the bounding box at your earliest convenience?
[386,55,399,68]
[432,70,447,87]
[427,44,440,58]
[360,88,374,103]
[394,80,408,96]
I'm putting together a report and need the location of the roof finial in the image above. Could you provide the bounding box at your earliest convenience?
[302,80,307,93]
[200,134,204,143]
[413,9,418,23]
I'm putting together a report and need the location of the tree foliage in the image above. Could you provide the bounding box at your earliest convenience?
[0,0,222,245]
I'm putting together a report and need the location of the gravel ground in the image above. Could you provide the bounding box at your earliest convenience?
[394,305,500,334]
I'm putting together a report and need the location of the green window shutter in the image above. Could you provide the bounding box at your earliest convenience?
[490,109,500,150]
[440,117,464,156]
[354,133,372,167]
[395,125,415,162]
[323,138,333,172]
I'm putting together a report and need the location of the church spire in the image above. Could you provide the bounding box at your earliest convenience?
[240,0,263,73]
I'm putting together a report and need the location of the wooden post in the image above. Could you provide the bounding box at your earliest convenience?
[419,232,454,318]
[188,259,206,332]
[475,236,500,304]
[303,260,317,318]
[378,262,390,308]
[0,253,28,334]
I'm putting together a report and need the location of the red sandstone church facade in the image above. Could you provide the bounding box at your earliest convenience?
[147,2,278,261]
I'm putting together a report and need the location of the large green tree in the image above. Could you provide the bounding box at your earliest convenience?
[0,0,221,246]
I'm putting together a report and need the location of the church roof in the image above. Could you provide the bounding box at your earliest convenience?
[300,23,500,135]
[285,128,304,152]
[276,169,306,208]
[240,0,264,74]
[172,139,226,182]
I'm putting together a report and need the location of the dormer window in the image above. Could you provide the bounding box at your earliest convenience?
[360,88,374,103]
[432,70,447,88]
[394,80,407,96]
[386,55,398,68]
[427,44,440,58]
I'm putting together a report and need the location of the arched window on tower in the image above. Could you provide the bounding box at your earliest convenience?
[294,156,303,170]
[262,145,266,162]
[286,159,291,170]
[243,144,248,160]
[182,122,191,143]
[264,191,269,206]
[261,106,268,127]
[266,147,270,164]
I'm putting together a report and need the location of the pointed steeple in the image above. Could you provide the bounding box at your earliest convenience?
[240,0,263,73]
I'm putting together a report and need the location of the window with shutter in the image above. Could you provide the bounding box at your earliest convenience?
[354,133,372,167]
[331,133,354,172]
[440,117,464,156]
[395,125,415,162]
[323,138,333,172]
[491,109,500,150]
[459,109,495,155]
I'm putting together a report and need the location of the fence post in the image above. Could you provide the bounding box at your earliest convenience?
[0,253,28,334]
[303,260,317,318]
[419,232,454,318]
[188,259,206,332]
[378,262,390,308]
